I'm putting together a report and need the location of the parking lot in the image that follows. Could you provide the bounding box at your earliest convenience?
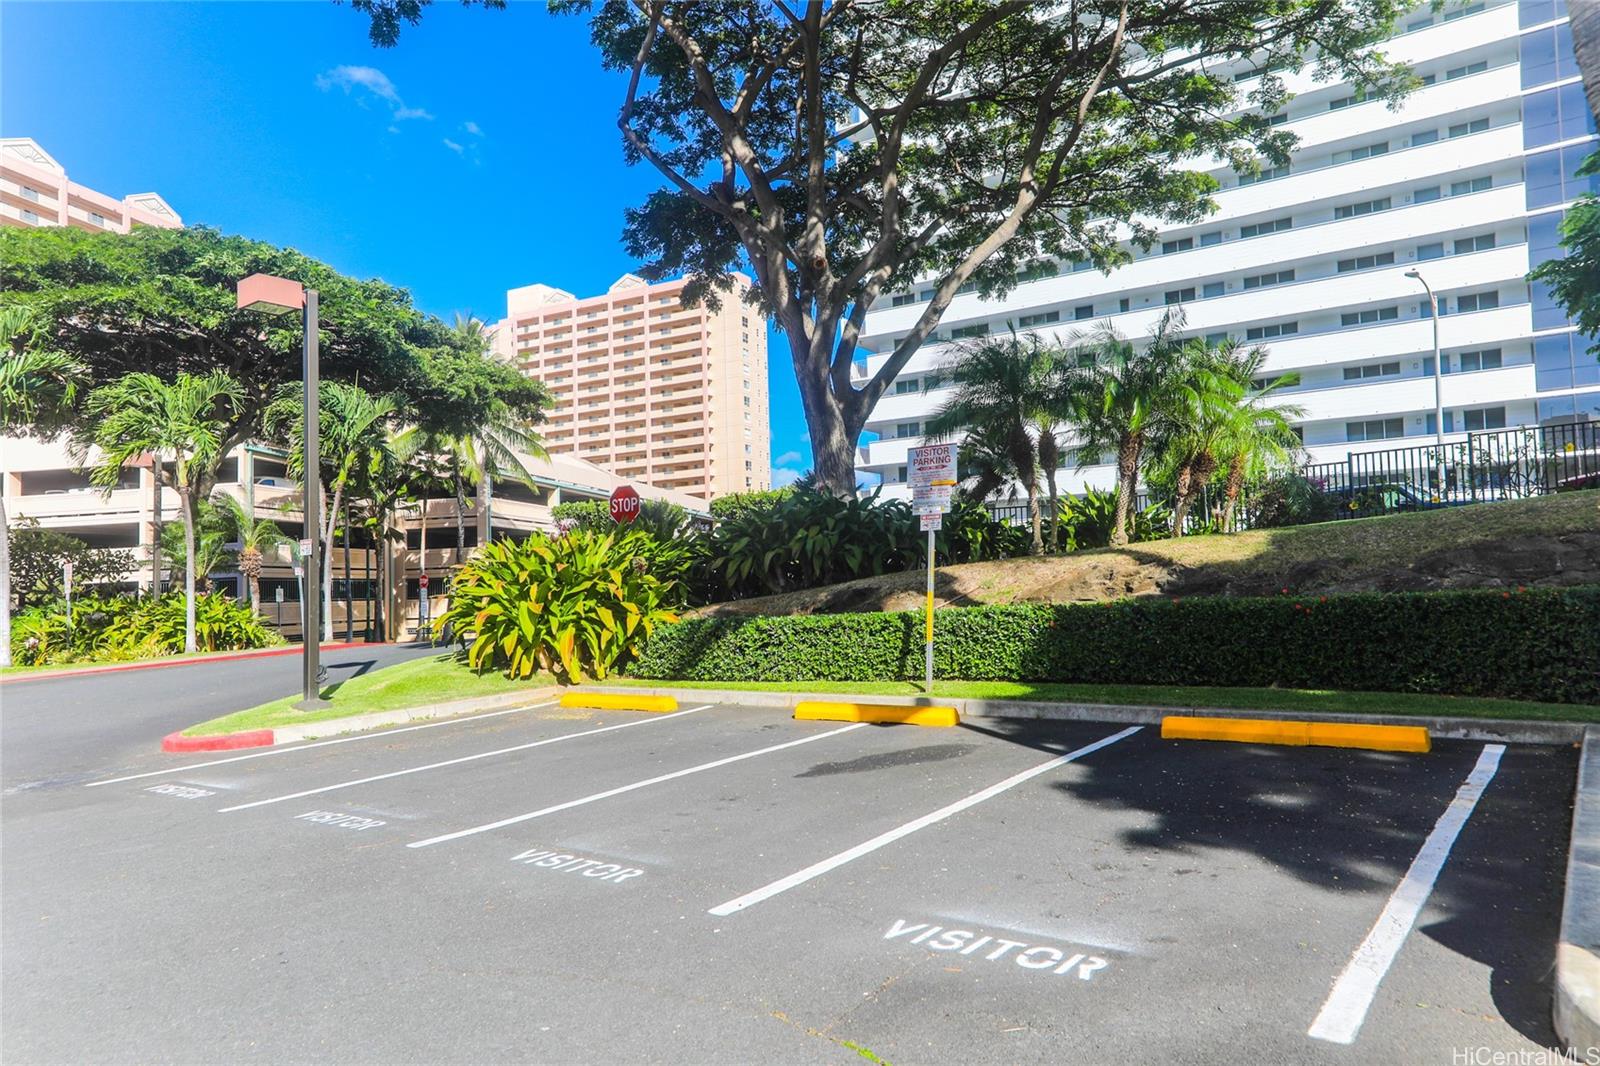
[1,699,1576,1064]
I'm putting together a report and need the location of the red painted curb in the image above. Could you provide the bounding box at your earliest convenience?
[161,728,277,753]
[2,641,377,685]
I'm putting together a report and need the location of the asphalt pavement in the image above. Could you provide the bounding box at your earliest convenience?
[0,694,1575,1064]
[0,642,439,791]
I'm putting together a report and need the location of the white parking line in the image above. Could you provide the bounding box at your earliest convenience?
[217,706,712,812]
[1307,743,1505,1045]
[708,726,1143,917]
[408,722,869,849]
[83,704,555,787]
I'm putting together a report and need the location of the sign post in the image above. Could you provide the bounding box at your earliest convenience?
[275,585,285,631]
[62,560,73,631]
[609,485,642,525]
[293,564,305,642]
[908,443,959,693]
[418,572,430,637]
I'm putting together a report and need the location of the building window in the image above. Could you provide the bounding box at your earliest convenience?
[1455,348,1502,373]
[1462,406,1507,431]
[1341,306,1399,326]
[1239,217,1292,238]
[1205,332,1229,346]
[1119,297,1131,313]
[1445,60,1488,81]
[1203,281,1225,298]
[1238,163,1291,185]
[1410,129,1439,147]
[1337,142,1388,163]
[1334,196,1390,219]
[895,422,921,438]
[1447,117,1489,138]
[1164,287,1196,305]
[950,322,989,339]
[1200,231,1222,247]
[1267,113,1288,126]
[1071,258,1094,272]
[957,281,977,294]
[1417,241,1445,261]
[20,209,39,224]
[1328,88,1372,111]
[918,290,934,302]
[1450,176,1492,196]
[891,293,916,307]
[894,378,919,395]
[1412,185,1441,204]
[1342,361,1401,381]
[1161,237,1193,255]
[1019,310,1060,327]
[896,465,908,482]
[1455,290,1499,313]
[1442,2,1483,20]
[1454,233,1495,254]
[1242,269,1294,290]
[1337,251,1395,272]
[1346,417,1405,441]
[1245,321,1298,340]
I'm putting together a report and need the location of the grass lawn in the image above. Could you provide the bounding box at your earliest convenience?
[185,653,555,736]
[609,678,1600,723]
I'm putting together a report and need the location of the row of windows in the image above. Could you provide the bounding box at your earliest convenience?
[1524,82,1597,150]
[1346,405,1506,443]
[1521,21,1581,91]
[1535,331,1600,392]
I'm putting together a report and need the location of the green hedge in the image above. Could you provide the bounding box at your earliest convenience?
[628,586,1600,705]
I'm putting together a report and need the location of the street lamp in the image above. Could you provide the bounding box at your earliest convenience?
[1404,268,1447,501]
[237,273,329,710]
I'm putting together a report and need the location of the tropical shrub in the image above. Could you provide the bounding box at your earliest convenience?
[1056,489,1170,550]
[8,590,280,665]
[629,586,1600,705]
[7,519,134,608]
[1249,472,1342,529]
[708,488,795,521]
[440,529,681,682]
[548,499,703,607]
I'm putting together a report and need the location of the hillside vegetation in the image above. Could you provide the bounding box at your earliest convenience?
[695,490,1600,617]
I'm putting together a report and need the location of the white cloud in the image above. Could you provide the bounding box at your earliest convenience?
[774,450,803,467]
[317,65,432,122]
[463,120,484,136]
[772,467,803,488]
[443,138,465,154]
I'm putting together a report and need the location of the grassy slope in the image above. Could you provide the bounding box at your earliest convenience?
[185,654,554,735]
[610,678,1600,723]
[696,490,1600,617]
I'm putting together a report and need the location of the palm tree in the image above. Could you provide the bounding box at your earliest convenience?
[1210,346,1305,533]
[925,330,1058,554]
[159,501,234,592]
[953,422,1020,506]
[266,380,399,643]
[212,492,288,610]
[1061,311,1192,547]
[81,371,243,653]
[1147,338,1248,537]
[441,314,548,553]
[0,306,84,668]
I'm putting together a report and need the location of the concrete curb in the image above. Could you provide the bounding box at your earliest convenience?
[4,641,376,685]
[163,687,561,753]
[1556,727,1600,1057]
[574,686,1591,745]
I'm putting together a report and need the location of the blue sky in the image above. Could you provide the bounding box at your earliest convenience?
[0,0,814,486]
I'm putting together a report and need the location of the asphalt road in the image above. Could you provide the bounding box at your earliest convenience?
[0,696,1576,1064]
[0,643,439,791]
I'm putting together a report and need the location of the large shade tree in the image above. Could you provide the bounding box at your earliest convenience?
[356,0,1411,494]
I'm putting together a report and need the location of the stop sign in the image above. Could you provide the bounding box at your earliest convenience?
[419,573,429,590]
[609,485,642,524]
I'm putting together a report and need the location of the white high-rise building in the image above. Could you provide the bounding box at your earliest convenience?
[856,0,1599,497]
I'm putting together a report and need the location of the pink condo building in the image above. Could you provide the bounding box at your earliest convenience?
[0,137,182,232]
[492,272,771,501]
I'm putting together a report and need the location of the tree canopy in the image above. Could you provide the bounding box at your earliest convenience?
[1529,150,1600,358]
[357,0,1413,493]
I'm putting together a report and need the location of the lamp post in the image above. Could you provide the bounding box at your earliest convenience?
[1404,268,1447,501]
[237,273,329,710]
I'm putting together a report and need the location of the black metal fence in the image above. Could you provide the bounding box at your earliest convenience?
[983,419,1600,533]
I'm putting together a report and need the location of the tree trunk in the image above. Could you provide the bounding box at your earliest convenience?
[1026,483,1043,555]
[1221,454,1247,533]
[482,475,494,544]
[1573,0,1600,122]
[321,481,342,644]
[1110,432,1141,547]
[1171,463,1195,537]
[453,474,467,564]
[1039,432,1061,552]
[1,494,11,668]
[180,488,197,653]
[417,495,427,641]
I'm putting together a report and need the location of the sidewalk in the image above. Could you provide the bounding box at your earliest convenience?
[1,641,378,685]
[1557,727,1600,1057]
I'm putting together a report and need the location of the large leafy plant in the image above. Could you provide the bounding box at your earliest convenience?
[441,529,680,682]
[1057,490,1171,550]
